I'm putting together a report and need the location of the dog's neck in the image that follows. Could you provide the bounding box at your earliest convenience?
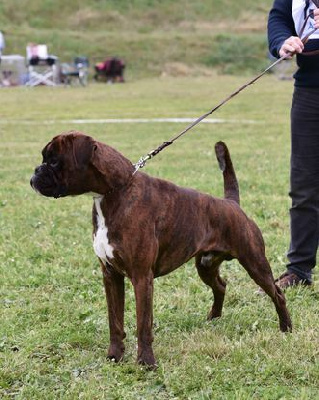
[103,170,135,198]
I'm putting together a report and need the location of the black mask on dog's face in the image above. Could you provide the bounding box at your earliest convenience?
[30,147,67,198]
[30,132,98,198]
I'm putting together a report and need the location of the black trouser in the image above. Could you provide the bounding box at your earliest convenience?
[287,86,319,283]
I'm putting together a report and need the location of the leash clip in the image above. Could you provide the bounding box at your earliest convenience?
[133,141,173,175]
[133,154,151,175]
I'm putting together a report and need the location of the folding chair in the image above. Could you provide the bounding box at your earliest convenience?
[60,56,89,86]
[25,44,59,86]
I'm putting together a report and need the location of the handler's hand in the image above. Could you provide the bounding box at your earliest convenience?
[314,9,319,30]
[279,36,304,58]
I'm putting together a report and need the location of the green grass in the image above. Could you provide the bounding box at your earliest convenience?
[0,0,274,79]
[0,76,318,399]
[0,0,272,29]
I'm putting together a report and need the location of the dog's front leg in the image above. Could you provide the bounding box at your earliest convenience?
[101,262,126,362]
[132,272,156,368]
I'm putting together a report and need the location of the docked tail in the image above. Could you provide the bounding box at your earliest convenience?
[214,141,240,205]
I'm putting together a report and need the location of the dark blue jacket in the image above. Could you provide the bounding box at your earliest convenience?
[268,0,319,86]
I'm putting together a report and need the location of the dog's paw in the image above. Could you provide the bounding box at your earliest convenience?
[207,307,222,320]
[107,344,125,363]
[137,349,157,370]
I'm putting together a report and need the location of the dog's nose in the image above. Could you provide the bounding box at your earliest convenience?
[30,175,35,189]
[30,166,41,189]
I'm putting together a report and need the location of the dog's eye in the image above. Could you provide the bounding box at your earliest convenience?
[50,158,59,168]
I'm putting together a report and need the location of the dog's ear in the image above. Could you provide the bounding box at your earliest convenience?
[70,133,95,169]
[91,141,134,190]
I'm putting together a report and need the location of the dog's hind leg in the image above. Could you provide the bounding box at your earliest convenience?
[238,254,292,332]
[101,262,126,362]
[196,252,227,319]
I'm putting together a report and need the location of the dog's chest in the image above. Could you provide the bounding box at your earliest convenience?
[93,197,115,264]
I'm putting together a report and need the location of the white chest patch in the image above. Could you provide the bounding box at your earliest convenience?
[93,197,114,264]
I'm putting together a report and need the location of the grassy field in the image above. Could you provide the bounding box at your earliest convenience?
[0,0,275,78]
[0,75,318,399]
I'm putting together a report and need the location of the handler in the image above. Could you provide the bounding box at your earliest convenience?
[268,0,319,288]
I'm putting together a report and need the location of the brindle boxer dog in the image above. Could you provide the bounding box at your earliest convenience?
[30,131,292,368]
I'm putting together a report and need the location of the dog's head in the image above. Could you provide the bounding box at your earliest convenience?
[30,131,96,198]
[30,131,134,198]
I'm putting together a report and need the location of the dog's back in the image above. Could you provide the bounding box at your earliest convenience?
[214,141,240,205]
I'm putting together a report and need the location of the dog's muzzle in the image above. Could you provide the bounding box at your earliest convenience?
[30,164,67,199]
